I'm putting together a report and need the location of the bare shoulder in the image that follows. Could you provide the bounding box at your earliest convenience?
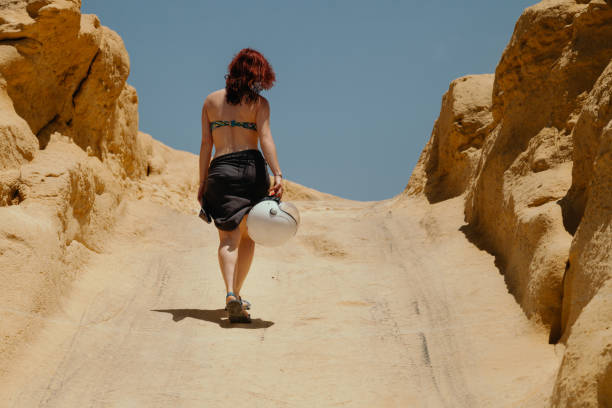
[204,89,225,108]
[258,95,270,108]
[257,95,270,113]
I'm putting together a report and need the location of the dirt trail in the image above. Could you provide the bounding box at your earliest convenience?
[2,196,562,407]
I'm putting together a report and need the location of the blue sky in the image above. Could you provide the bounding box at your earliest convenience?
[82,0,534,201]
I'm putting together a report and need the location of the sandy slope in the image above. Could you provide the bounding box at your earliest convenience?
[1,194,562,408]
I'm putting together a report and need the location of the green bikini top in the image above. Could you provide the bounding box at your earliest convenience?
[210,120,257,131]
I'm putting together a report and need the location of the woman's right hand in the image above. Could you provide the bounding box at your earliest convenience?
[269,175,283,199]
[197,181,206,206]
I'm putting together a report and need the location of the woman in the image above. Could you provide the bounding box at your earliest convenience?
[197,48,283,324]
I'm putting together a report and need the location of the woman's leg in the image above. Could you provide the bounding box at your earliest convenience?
[234,216,255,296]
[217,226,242,296]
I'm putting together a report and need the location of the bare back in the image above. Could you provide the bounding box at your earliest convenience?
[199,86,281,197]
[204,89,260,158]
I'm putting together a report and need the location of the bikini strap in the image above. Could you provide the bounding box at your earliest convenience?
[210,120,257,131]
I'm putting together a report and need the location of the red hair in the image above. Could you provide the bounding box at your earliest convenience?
[225,48,276,105]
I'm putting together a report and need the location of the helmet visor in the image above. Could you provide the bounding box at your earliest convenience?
[279,202,300,225]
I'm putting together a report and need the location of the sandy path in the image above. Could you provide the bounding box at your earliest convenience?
[2,196,562,407]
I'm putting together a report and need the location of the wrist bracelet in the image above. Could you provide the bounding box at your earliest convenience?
[274,173,283,178]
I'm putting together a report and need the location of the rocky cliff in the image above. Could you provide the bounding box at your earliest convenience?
[0,0,140,369]
[407,0,612,405]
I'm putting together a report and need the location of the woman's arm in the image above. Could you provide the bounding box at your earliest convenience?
[198,98,213,204]
[257,97,283,197]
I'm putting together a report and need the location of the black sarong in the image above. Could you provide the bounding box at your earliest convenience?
[203,149,270,231]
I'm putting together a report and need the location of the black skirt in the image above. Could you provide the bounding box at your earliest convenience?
[203,149,270,231]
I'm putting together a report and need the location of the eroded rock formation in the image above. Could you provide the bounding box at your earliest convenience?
[406,74,494,203]
[407,0,612,405]
[0,0,187,372]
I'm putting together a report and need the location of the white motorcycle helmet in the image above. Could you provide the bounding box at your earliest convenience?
[247,196,300,246]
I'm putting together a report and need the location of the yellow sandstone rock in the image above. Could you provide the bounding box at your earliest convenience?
[407,0,612,405]
[406,74,494,202]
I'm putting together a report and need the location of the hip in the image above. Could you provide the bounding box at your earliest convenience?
[207,149,268,185]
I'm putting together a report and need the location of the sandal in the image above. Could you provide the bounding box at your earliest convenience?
[226,292,251,323]
[239,296,251,310]
[224,295,251,310]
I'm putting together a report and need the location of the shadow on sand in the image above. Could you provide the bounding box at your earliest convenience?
[152,308,274,329]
